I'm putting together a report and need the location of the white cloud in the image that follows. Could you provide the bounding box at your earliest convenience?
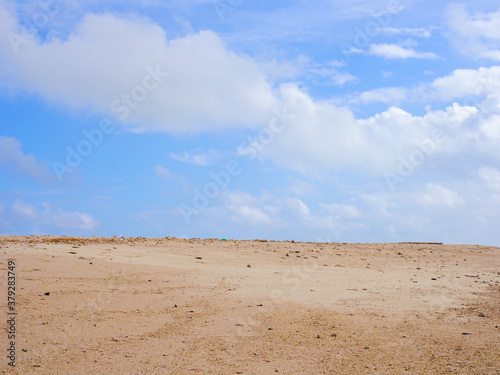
[228,205,272,227]
[0,4,278,133]
[379,27,432,38]
[419,183,464,208]
[259,84,479,175]
[429,66,500,102]
[309,67,358,86]
[12,199,38,219]
[479,115,500,140]
[170,149,219,166]
[43,204,99,231]
[446,4,500,61]
[320,203,362,219]
[353,87,408,105]
[8,199,99,231]
[352,66,500,105]
[154,165,173,179]
[367,43,440,60]
[0,136,55,183]
[478,166,500,190]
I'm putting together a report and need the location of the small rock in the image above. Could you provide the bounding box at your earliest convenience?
[44,292,50,296]
[462,332,472,335]
[479,312,486,317]
[195,257,202,260]
[316,334,321,339]
[247,264,251,267]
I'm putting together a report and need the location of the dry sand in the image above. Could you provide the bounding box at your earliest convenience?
[1,236,499,374]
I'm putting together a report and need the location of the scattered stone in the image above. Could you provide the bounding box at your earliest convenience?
[247,264,251,267]
[68,251,77,254]
[462,332,472,335]
[316,334,321,339]
[44,292,50,296]
[431,278,437,280]
[195,257,202,260]
[236,323,243,326]
[479,312,486,317]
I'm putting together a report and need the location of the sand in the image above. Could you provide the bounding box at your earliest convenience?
[1,236,499,374]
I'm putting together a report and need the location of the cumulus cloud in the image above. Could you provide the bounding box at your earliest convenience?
[0,3,278,133]
[429,66,500,102]
[258,84,481,175]
[353,66,500,105]
[446,4,500,61]
[0,136,55,183]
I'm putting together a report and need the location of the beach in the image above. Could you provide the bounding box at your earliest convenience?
[1,236,499,374]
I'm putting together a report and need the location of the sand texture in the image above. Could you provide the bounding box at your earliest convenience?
[1,236,499,374]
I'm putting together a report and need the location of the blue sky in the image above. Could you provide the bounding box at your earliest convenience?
[1,0,500,245]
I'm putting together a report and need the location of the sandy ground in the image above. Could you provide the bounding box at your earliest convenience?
[0,236,499,374]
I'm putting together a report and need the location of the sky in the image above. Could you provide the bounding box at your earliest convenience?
[0,0,500,245]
